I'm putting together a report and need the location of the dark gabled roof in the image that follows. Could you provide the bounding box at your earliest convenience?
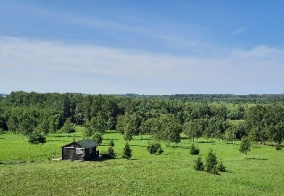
[77,139,99,148]
[62,139,99,148]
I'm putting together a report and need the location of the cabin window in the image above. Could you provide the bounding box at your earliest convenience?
[76,148,83,154]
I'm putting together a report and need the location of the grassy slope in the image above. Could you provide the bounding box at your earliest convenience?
[0,130,284,196]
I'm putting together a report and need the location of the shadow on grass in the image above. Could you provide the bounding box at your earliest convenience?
[103,131,118,134]
[91,157,115,162]
[51,135,81,138]
[197,140,215,144]
[129,144,148,148]
[102,138,119,141]
[0,161,32,165]
[224,169,234,174]
[168,145,190,149]
[90,157,138,162]
[247,157,268,161]
[132,137,152,141]
[47,139,64,142]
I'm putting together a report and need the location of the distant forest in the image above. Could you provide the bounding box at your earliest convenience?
[1,91,284,145]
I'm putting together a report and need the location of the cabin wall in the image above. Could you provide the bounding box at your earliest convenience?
[83,147,97,160]
[62,143,84,161]
[62,143,99,161]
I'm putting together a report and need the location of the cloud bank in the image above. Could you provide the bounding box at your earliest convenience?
[1,36,284,94]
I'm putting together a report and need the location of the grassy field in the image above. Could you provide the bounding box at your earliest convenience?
[0,129,284,196]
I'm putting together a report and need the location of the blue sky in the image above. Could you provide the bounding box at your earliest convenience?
[1,0,284,95]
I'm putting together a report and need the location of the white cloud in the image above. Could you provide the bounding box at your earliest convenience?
[232,45,284,59]
[1,36,284,94]
[229,27,246,37]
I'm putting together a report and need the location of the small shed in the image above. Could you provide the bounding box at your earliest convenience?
[61,139,99,161]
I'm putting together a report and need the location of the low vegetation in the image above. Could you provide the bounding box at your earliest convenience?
[147,142,164,154]
[189,144,200,155]
[28,131,46,144]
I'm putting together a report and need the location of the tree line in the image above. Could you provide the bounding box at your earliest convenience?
[0,91,283,146]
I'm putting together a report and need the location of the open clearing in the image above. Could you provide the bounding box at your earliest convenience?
[0,130,284,196]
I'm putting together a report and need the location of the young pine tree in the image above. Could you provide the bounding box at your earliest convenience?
[109,139,115,147]
[205,149,218,175]
[194,156,204,171]
[107,146,116,159]
[122,142,132,159]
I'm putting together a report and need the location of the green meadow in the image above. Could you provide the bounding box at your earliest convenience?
[1,129,284,196]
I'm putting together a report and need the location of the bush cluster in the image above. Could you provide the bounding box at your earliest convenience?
[92,132,103,144]
[101,140,116,159]
[147,142,164,154]
[28,132,46,144]
[60,118,75,133]
[218,161,226,172]
[190,144,200,155]
[193,149,226,174]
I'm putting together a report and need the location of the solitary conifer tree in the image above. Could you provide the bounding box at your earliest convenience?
[122,142,132,159]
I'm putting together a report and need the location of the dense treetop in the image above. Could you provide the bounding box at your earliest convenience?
[0,91,283,145]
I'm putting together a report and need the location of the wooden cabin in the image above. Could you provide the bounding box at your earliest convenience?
[61,139,99,161]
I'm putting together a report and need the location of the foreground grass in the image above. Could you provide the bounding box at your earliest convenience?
[0,131,284,195]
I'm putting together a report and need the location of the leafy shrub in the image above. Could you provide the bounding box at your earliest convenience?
[239,136,251,155]
[60,118,75,133]
[190,144,200,155]
[275,144,282,150]
[28,132,46,144]
[122,142,132,159]
[211,165,219,175]
[205,149,218,174]
[194,156,204,171]
[147,142,164,154]
[218,161,226,172]
[0,128,4,135]
[92,132,103,144]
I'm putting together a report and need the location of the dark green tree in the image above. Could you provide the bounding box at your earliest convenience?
[245,105,268,144]
[155,114,182,146]
[239,136,251,156]
[218,160,226,172]
[122,142,132,159]
[183,119,203,142]
[92,132,103,145]
[224,124,237,144]
[84,114,107,137]
[189,144,200,155]
[109,139,115,147]
[107,146,116,158]
[147,142,163,154]
[205,149,218,174]
[28,131,46,144]
[194,156,204,171]
[60,118,75,133]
